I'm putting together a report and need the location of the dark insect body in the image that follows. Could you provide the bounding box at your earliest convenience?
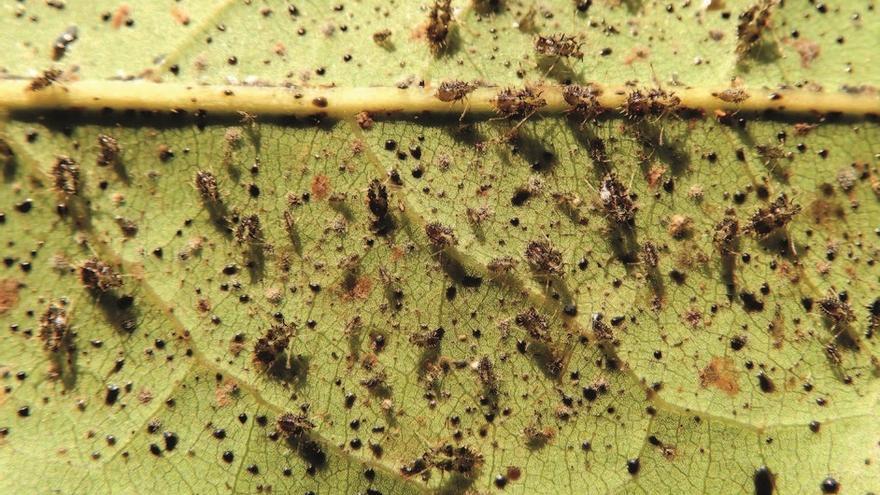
[622,88,681,121]
[425,222,457,248]
[28,68,64,91]
[736,0,777,57]
[745,194,800,237]
[493,86,547,120]
[195,170,221,203]
[599,174,636,224]
[96,134,121,167]
[435,80,477,103]
[426,0,453,54]
[276,412,314,438]
[515,307,551,341]
[525,240,563,276]
[563,84,604,121]
[253,323,294,368]
[39,302,71,353]
[534,34,583,59]
[79,258,122,293]
[51,155,80,197]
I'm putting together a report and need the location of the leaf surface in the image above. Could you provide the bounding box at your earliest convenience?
[1,1,879,494]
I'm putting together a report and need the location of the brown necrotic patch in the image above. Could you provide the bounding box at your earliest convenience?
[699,357,740,396]
[0,279,20,314]
[310,174,331,200]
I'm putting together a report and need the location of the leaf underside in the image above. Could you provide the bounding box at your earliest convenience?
[1,1,879,494]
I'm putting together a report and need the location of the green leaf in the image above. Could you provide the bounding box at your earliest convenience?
[1,1,879,494]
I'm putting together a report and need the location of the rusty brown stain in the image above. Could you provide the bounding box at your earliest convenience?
[351,277,373,299]
[310,174,331,200]
[170,6,190,25]
[699,357,739,396]
[112,4,132,29]
[808,198,845,224]
[215,380,238,407]
[0,279,19,314]
[788,38,821,68]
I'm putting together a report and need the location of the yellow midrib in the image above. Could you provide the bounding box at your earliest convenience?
[0,80,878,117]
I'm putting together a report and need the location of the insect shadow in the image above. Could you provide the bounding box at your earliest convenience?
[506,126,558,174]
[1,140,16,183]
[628,120,692,178]
[562,118,612,182]
[284,434,328,472]
[89,284,136,330]
[439,474,477,495]
[266,351,309,387]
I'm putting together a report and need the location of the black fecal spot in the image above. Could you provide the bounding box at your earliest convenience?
[105,384,120,405]
[626,458,640,475]
[222,451,234,463]
[730,336,746,351]
[754,466,775,495]
[582,387,597,401]
[494,475,508,488]
[757,372,775,393]
[511,189,531,206]
[15,199,33,213]
[446,286,457,301]
[149,443,161,456]
[669,270,686,284]
[163,432,178,451]
[740,292,764,312]
[820,477,839,494]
